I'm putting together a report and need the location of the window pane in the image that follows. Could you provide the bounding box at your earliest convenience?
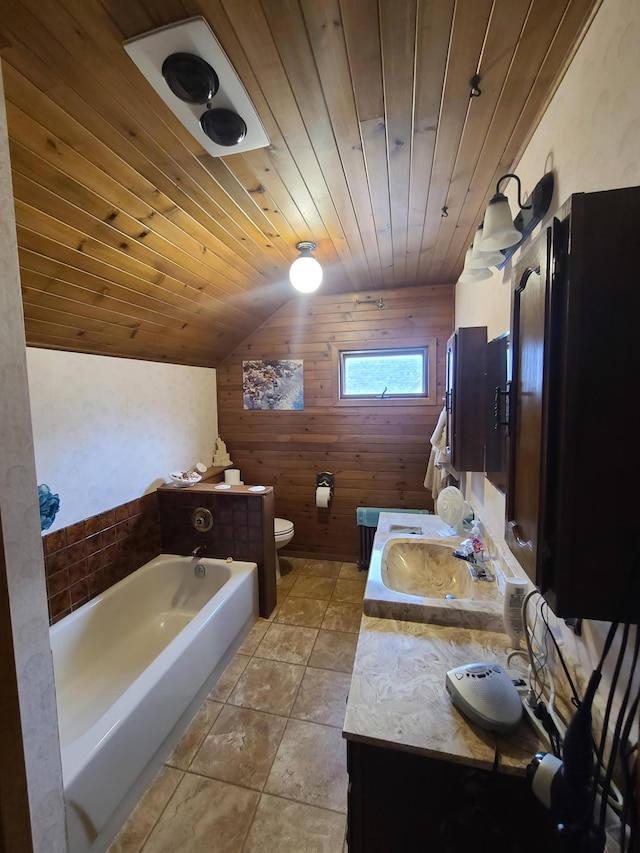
[341,349,426,398]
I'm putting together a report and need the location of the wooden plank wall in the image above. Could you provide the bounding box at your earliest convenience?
[217,284,454,561]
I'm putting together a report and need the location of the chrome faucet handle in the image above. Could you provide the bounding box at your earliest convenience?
[464,561,495,582]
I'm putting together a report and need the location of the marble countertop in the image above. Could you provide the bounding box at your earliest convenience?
[343,512,541,777]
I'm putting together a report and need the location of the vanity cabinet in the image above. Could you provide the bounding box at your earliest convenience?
[346,740,555,852]
[445,326,487,472]
[507,185,639,623]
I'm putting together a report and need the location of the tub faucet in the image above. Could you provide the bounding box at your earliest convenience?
[191,544,208,557]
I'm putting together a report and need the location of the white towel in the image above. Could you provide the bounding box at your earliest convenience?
[424,408,458,499]
[430,407,448,456]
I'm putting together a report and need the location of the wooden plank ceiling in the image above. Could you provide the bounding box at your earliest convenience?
[0,0,599,367]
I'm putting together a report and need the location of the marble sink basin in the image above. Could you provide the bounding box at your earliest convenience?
[382,540,477,598]
[364,536,504,631]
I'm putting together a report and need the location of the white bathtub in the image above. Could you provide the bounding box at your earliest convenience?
[50,554,258,853]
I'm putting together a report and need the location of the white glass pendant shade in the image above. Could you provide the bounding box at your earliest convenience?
[289,242,323,293]
[478,193,522,252]
[469,224,504,269]
[458,246,492,283]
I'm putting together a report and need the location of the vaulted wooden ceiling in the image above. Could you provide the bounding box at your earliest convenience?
[0,0,599,367]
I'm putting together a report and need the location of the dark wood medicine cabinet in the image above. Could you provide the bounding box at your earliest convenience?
[445,325,487,473]
[484,332,511,493]
[445,325,511,491]
[506,184,639,624]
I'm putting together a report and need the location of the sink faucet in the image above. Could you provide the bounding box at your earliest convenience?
[191,544,208,557]
[452,549,494,581]
[469,563,494,582]
[452,548,475,564]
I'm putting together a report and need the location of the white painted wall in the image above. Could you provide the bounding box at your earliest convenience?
[455,0,640,556]
[26,349,219,532]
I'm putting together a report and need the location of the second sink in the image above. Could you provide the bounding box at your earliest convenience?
[364,533,504,631]
[382,539,477,598]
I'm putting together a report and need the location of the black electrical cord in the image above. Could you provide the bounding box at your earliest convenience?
[600,565,640,852]
[620,741,638,853]
[601,630,640,826]
[595,621,621,676]
[549,619,619,849]
[617,688,640,852]
[595,624,634,843]
[530,582,636,850]
[535,701,562,757]
[540,601,580,704]
[492,736,500,774]
[524,592,548,705]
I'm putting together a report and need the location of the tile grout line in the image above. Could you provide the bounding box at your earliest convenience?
[234,561,353,843]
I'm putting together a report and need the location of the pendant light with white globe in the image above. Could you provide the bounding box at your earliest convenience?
[289,241,323,293]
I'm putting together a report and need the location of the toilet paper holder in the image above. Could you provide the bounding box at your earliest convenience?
[316,472,334,494]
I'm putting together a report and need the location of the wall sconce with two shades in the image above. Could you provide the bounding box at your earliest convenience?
[459,172,554,283]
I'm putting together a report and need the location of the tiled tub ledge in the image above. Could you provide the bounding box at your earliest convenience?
[43,492,161,624]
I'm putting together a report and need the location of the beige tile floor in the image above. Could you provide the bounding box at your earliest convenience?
[108,557,365,853]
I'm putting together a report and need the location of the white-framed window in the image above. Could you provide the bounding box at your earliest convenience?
[330,341,435,406]
[340,347,427,399]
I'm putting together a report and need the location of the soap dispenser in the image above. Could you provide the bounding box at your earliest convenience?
[469,521,485,564]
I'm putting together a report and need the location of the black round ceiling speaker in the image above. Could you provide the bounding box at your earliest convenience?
[200,108,247,147]
[161,53,219,104]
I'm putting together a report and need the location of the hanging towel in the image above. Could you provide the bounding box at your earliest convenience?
[424,407,456,500]
[430,406,448,456]
[424,407,447,488]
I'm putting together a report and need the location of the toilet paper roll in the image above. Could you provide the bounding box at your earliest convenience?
[225,468,241,484]
[315,486,331,508]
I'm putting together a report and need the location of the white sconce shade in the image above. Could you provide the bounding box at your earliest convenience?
[458,246,492,283]
[289,241,323,293]
[469,223,505,269]
[473,172,554,268]
[478,192,522,252]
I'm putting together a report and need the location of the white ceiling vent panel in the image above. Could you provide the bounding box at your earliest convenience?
[124,16,269,157]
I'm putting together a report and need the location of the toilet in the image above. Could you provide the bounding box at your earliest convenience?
[274,517,294,579]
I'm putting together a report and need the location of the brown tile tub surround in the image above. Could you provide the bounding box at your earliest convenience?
[44,482,277,626]
[43,492,161,625]
[157,483,277,619]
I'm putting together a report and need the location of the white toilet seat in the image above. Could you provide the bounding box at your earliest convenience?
[274,518,294,580]
[274,517,294,541]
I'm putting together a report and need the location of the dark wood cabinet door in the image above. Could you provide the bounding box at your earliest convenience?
[506,187,640,622]
[506,233,550,583]
[346,739,556,852]
[484,333,510,493]
[445,326,487,472]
